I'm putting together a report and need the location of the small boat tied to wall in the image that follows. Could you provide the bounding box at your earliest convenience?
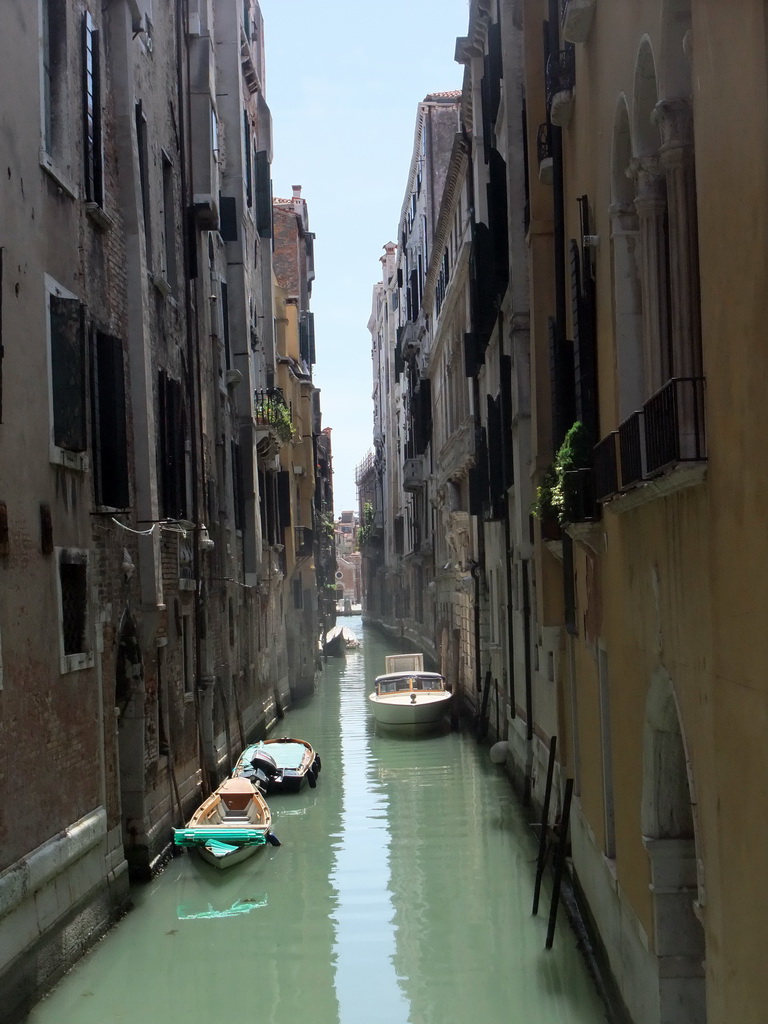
[368,653,452,728]
[173,777,280,869]
[322,624,359,657]
[233,737,322,793]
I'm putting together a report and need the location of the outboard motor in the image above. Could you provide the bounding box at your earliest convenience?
[250,749,280,782]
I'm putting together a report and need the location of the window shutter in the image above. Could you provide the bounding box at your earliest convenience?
[463,332,478,379]
[221,281,231,369]
[415,378,432,454]
[219,195,238,242]
[0,247,4,422]
[277,470,291,533]
[50,296,86,451]
[92,332,129,508]
[500,354,514,491]
[232,440,245,530]
[82,12,103,206]
[254,150,272,238]
[487,394,504,519]
[570,229,599,443]
[158,371,187,519]
[243,111,253,208]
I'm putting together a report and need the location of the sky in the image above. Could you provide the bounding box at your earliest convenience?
[259,0,471,515]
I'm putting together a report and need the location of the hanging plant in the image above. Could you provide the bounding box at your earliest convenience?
[532,421,591,525]
[254,395,295,443]
[357,502,375,547]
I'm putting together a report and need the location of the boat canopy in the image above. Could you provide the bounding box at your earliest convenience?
[375,673,445,696]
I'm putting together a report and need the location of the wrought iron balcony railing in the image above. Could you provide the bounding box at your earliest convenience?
[536,122,552,165]
[644,376,706,475]
[561,467,598,523]
[254,387,294,443]
[594,377,706,502]
[545,47,575,110]
[618,410,644,489]
[594,431,619,501]
[294,526,314,557]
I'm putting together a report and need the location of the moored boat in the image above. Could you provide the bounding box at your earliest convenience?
[173,777,280,869]
[369,653,452,728]
[233,736,322,793]
[323,625,346,656]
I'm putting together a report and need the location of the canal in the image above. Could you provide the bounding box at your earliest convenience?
[28,618,607,1024]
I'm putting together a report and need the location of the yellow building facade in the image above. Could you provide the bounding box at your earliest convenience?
[522,1,768,1021]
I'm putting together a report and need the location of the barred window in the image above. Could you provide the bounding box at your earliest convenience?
[57,548,93,673]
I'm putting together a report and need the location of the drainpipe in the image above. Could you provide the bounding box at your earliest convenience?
[463,127,486,710]
[503,502,516,717]
[548,0,567,386]
[522,559,533,743]
[178,0,216,792]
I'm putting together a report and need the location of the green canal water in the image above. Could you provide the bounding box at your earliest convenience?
[28,618,607,1024]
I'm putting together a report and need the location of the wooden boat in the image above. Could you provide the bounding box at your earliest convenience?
[323,625,347,656]
[233,736,321,794]
[369,653,452,727]
[322,625,359,656]
[173,777,280,869]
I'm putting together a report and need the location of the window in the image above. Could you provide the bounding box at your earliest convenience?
[91,331,129,508]
[158,369,188,520]
[161,151,177,292]
[56,547,93,673]
[180,609,194,698]
[82,11,103,206]
[0,247,4,423]
[46,276,86,468]
[244,112,253,208]
[211,105,219,164]
[135,102,152,269]
[41,0,68,168]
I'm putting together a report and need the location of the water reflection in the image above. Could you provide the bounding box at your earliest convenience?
[28,617,606,1024]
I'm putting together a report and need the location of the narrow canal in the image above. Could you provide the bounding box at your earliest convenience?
[28,618,607,1024]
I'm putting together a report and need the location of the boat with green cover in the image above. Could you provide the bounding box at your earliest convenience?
[233,736,321,793]
[174,776,280,869]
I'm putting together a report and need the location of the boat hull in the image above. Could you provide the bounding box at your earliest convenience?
[368,690,452,727]
[233,738,321,793]
[196,839,263,870]
[174,777,275,870]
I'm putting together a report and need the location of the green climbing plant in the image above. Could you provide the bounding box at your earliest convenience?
[254,395,295,443]
[532,421,591,525]
[357,502,375,548]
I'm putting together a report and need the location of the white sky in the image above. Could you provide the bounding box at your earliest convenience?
[259,0,471,514]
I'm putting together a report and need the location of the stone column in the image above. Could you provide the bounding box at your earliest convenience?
[609,201,645,417]
[631,156,670,396]
[654,98,702,379]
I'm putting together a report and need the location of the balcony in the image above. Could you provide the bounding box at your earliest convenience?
[546,47,575,128]
[240,23,261,94]
[400,318,424,359]
[594,431,619,501]
[645,376,706,473]
[561,0,596,44]
[596,377,707,511]
[618,410,644,489]
[536,123,553,185]
[294,526,314,557]
[403,455,426,492]
[254,388,294,453]
[561,467,598,524]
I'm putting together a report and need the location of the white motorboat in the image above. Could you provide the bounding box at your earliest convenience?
[369,653,452,727]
